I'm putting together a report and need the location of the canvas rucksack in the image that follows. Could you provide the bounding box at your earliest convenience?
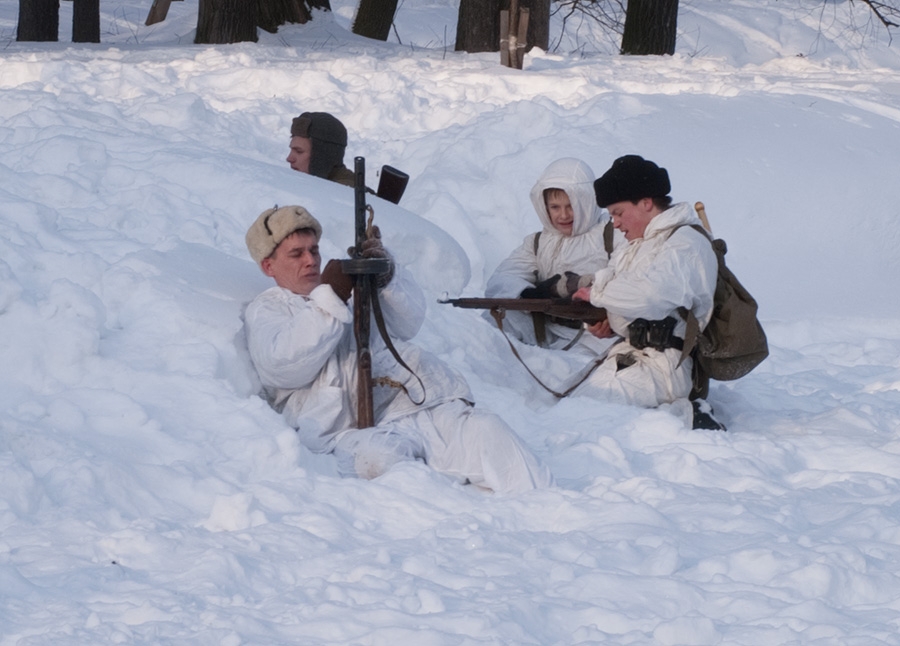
[676,224,769,399]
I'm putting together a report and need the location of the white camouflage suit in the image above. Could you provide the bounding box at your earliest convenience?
[577,202,718,407]
[244,268,553,493]
[485,158,619,354]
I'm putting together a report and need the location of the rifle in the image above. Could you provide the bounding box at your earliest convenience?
[439,297,606,326]
[440,295,611,398]
[341,157,391,428]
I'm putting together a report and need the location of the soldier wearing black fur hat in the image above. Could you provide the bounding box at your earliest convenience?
[286,112,355,187]
[571,155,722,429]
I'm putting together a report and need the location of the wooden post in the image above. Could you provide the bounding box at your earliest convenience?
[515,7,529,69]
[500,1,529,69]
[499,9,510,67]
[145,0,173,25]
[507,0,519,68]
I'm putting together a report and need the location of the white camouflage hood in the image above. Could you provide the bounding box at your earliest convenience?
[529,157,602,238]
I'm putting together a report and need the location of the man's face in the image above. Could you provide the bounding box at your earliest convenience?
[546,191,575,236]
[286,136,312,173]
[261,230,321,295]
[608,198,656,241]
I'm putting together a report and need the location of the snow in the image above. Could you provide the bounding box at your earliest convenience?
[2,0,900,643]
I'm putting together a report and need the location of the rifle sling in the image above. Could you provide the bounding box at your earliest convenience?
[370,286,427,406]
[560,326,585,351]
[489,308,607,399]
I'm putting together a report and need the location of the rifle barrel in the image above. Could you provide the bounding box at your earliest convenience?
[440,297,606,324]
[354,157,367,252]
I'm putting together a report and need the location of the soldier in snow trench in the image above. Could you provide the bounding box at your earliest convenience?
[571,155,725,430]
[243,205,553,492]
[285,111,356,187]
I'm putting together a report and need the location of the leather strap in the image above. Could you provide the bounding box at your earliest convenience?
[489,307,612,398]
[370,289,427,405]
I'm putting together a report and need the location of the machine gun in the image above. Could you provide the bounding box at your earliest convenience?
[341,157,392,428]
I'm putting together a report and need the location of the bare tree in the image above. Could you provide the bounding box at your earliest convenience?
[528,0,551,50]
[258,0,311,33]
[17,0,59,42]
[859,0,900,29]
[196,0,259,43]
[456,0,501,52]
[72,0,100,43]
[556,0,900,58]
[455,0,550,53]
[620,0,677,55]
[353,0,399,41]
[195,0,331,40]
[551,0,623,51]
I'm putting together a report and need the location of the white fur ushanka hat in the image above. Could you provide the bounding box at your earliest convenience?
[245,205,323,267]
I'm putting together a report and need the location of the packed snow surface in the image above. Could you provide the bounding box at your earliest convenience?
[2,1,900,643]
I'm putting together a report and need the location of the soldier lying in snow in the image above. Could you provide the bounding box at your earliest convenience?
[242,205,553,492]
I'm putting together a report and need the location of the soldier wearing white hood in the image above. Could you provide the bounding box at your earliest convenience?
[243,205,553,493]
[485,158,620,354]
[572,155,720,426]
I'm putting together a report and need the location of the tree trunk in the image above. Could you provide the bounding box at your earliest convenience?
[258,0,310,33]
[72,0,100,42]
[525,0,549,51]
[352,0,398,41]
[621,0,678,55]
[456,0,547,54]
[455,0,500,52]
[196,0,259,43]
[17,0,59,42]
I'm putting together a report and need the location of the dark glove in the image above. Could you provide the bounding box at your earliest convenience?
[321,259,353,303]
[559,271,593,297]
[361,225,394,289]
[520,273,562,299]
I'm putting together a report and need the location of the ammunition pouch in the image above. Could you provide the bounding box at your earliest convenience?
[628,316,683,352]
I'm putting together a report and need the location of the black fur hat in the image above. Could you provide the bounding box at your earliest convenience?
[290,112,348,179]
[593,155,671,208]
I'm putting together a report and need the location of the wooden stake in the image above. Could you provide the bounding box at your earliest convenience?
[145,0,173,26]
[500,10,510,67]
[515,8,529,69]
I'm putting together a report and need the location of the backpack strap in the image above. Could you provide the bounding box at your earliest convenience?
[667,224,714,368]
[676,305,701,368]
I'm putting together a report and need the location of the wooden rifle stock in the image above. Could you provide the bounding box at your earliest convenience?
[342,157,390,429]
[440,297,607,325]
[695,201,712,233]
